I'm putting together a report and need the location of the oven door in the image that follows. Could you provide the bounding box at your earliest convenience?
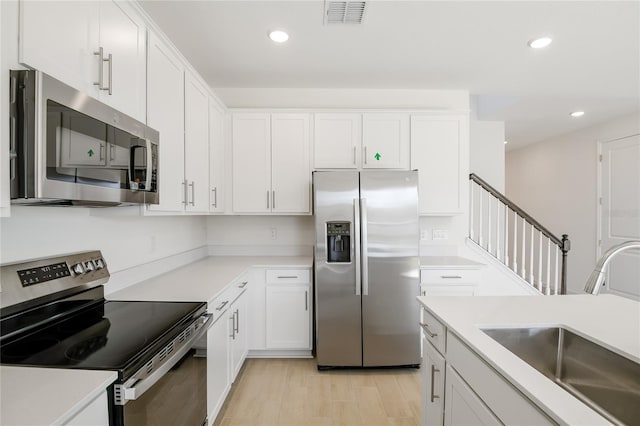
[120,349,207,426]
[110,313,212,426]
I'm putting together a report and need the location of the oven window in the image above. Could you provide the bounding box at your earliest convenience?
[45,100,148,190]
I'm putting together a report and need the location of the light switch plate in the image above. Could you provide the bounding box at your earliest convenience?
[432,229,449,240]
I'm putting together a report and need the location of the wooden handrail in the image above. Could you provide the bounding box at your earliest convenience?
[469,173,563,246]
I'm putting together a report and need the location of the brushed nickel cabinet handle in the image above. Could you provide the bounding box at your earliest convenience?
[430,364,441,402]
[106,53,113,95]
[94,47,104,89]
[215,300,229,311]
[420,322,438,338]
[441,275,462,279]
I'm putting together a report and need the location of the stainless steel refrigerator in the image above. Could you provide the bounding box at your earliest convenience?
[313,170,420,368]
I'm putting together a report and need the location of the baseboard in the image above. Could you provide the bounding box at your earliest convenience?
[208,244,313,257]
[247,349,313,359]
[105,246,209,295]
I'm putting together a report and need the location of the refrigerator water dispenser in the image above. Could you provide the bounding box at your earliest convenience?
[326,222,351,263]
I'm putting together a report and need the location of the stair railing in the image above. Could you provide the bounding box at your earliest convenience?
[469,173,570,295]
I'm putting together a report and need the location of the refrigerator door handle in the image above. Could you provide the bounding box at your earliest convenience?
[354,198,361,296]
[360,197,369,296]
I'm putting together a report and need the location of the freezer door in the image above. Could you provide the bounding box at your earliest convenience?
[313,171,363,367]
[360,171,420,367]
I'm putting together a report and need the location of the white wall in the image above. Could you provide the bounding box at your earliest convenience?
[0,207,208,290]
[470,120,505,192]
[505,113,640,294]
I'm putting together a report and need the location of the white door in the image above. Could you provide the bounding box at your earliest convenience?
[362,113,409,169]
[271,114,311,213]
[265,285,311,349]
[184,72,210,213]
[232,113,271,213]
[599,134,640,299]
[98,1,146,121]
[19,1,98,96]
[209,101,226,213]
[146,32,185,212]
[314,113,361,169]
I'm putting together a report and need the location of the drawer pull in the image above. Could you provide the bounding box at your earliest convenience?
[277,275,299,279]
[441,275,462,279]
[238,281,248,288]
[420,322,438,338]
[430,365,441,402]
[215,300,229,311]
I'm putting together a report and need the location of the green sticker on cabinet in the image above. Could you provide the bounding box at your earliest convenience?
[374,152,381,160]
[87,149,95,157]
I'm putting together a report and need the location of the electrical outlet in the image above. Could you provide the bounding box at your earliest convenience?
[270,227,277,240]
[432,229,449,240]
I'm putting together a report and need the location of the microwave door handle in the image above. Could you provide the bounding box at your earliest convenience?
[145,139,153,191]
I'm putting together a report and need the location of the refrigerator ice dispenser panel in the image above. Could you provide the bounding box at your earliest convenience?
[326,222,351,263]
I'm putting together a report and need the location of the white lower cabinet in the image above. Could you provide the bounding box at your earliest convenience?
[265,285,311,349]
[206,310,230,426]
[421,307,554,426]
[422,339,445,426]
[64,390,109,426]
[444,365,500,426]
[229,287,248,381]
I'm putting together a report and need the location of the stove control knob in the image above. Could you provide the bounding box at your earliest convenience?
[84,260,95,272]
[94,258,105,269]
[72,263,85,275]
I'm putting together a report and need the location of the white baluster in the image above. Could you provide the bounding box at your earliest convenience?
[554,245,560,295]
[513,211,518,273]
[546,238,552,295]
[487,195,492,254]
[470,182,475,241]
[530,225,535,288]
[479,189,484,247]
[504,205,509,265]
[538,231,543,293]
[521,216,527,279]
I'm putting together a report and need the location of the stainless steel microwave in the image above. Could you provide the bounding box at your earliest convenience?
[9,70,159,206]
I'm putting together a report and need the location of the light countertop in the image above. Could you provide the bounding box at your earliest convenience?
[417,294,640,425]
[0,366,117,426]
[108,255,312,303]
[420,256,484,269]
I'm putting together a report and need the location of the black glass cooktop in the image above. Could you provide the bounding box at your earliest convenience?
[0,300,205,378]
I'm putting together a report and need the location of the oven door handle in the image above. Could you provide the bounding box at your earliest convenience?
[121,313,213,402]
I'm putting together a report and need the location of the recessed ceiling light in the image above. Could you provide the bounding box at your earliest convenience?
[268,30,289,43]
[570,111,585,117]
[528,37,552,49]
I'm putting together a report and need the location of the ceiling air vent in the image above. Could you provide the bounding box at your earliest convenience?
[324,1,366,25]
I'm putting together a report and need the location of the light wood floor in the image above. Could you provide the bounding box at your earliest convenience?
[214,358,422,426]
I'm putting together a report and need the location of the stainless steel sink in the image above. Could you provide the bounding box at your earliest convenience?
[482,327,640,425]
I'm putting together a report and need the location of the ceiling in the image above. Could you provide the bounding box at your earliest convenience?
[139,0,640,150]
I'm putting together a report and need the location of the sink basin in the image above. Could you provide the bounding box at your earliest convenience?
[482,326,640,425]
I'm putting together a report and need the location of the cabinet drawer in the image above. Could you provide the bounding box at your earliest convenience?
[421,309,446,355]
[266,269,310,284]
[209,275,249,322]
[421,269,481,285]
[422,285,474,296]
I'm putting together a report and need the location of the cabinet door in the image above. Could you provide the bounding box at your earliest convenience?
[232,113,271,213]
[146,32,185,212]
[64,390,109,426]
[444,365,501,426]
[423,340,446,426]
[314,113,361,169]
[98,1,146,121]
[207,313,230,426]
[265,285,311,349]
[19,1,98,96]
[230,291,248,381]
[411,115,466,215]
[271,114,311,213]
[362,113,409,169]
[184,72,210,213]
[209,101,225,213]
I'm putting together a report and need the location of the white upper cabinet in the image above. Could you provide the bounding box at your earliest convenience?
[232,113,272,213]
[184,72,210,213]
[19,0,146,121]
[411,114,468,215]
[232,113,311,214]
[362,113,410,169]
[314,113,361,169]
[146,32,185,213]
[209,101,226,213]
[271,114,311,214]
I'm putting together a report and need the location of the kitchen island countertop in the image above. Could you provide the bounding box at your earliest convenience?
[417,294,640,425]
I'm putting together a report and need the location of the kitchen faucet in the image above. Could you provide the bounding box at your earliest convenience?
[584,240,640,294]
